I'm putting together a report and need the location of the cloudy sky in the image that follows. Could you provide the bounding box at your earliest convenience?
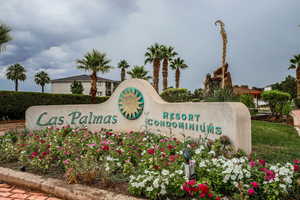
[0,0,299,92]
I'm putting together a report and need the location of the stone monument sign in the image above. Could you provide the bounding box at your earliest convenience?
[26,79,251,154]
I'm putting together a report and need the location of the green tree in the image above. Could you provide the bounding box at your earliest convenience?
[288,54,300,98]
[77,49,112,103]
[272,75,296,99]
[170,57,188,88]
[117,59,130,81]
[161,45,177,90]
[34,71,50,93]
[6,64,26,91]
[70,80,84,94]
[0,24,12,52]
[127,66,151,81]
[261,90,291,118]
[145,43,162,92]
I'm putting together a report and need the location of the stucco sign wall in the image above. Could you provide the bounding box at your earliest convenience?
[26,79,251,154]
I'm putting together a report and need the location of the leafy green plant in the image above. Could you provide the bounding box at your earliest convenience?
[0,91,108,120]
[261,90,291,118]
[70,80,84,94]
[160,88,191,102]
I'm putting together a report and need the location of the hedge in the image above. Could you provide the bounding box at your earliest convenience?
[0,91,109,120]
[160,88,191,102]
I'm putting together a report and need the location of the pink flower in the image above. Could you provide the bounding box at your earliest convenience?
[199,193,206,198]
[259,159,266,166]
[248,188,255,196]
[169,155,176,162]
[147,148,155,155]
[63,159,70,165]
[187,179,197,185]
[208,193,214,198]
[198,184,209,194]
[250,182,259,188]
[249,160,256,168]
[87,143,96,147]
[41,152,48,156]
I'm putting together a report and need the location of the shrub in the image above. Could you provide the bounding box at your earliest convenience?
[203,87,240,102]
[160,88,191,102]
[261,90,291,117]
[0,91,109,120]
[240,94,257,115]
[294,98,300,109]
[70,80,84,94]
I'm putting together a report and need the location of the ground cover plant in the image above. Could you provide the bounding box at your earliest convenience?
[0,127,299,200]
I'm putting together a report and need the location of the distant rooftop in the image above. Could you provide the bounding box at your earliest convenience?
[51,74,119,83]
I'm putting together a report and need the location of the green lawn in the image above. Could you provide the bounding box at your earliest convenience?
[252,120,300,163]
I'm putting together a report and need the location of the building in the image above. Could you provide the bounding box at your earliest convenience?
[233,85,265,107]
[51,75,120,96]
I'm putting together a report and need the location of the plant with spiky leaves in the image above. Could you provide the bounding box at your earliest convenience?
[170,57,188,88]
[288,54,300,98]
[6,63,26,91]
[145,43,162,92]
[77,49,112,103]
[127,65,151,81]
[34,71,50,93]
[0,24,12,52]
[161,45,177,91]
[118,59,130,81]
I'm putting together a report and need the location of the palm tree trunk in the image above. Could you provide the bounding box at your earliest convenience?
[297,66,300,98]
[42,85,45,93]
[121,68,125,81]
[15,80,18,91]
[90,71,97,103]
[153,58,160,92]
[175,68,180,88]
[162,58,168,90]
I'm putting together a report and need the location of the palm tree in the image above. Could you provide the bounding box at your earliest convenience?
[170,57,188,88]
[6,63,26,91]
[34,71,50,93]
[145,43,162,92]
[0,24,12,52]
[117,59,130,81]
[288,54,300,98]
[127,66,151,81]
[161,45,177,90]
[77,49,112,103]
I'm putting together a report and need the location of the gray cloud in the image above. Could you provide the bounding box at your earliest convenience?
[0,0,299,92]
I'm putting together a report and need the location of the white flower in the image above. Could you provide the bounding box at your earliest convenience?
[175,170,183,175]
[162,169,169,176]
[195,148,202,154]
[160,189,167,195]
[153,178,160,188]
[146,186,153,192]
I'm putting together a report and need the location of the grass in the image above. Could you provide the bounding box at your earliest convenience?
[252,120,300,163]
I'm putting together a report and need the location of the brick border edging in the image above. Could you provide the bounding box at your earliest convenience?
[0,167,144,200]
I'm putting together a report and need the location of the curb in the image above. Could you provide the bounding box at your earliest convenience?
[0,167,144,200]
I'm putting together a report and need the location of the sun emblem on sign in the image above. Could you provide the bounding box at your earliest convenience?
[118,87,144,120]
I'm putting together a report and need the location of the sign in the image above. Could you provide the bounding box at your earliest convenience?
[26,79,251,153]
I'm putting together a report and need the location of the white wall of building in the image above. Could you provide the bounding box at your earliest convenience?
[51,81,108,96]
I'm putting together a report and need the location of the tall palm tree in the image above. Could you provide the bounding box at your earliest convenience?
[117,59,130,81]
[145,43,162,92]
[161,45,177,90]
[170,57,188,88]
[34,71,50,93]
[77,49,112,103]
[6,63,26,91]
[288,54,300,98]
[0,24,12,53]
[127,66,151,81]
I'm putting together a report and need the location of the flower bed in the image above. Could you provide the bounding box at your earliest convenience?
[0,127,299,199]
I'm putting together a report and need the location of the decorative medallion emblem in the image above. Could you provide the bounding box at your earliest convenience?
[118,87,144,120]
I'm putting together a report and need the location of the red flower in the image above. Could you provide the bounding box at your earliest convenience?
[167,144,174,150]
[258,159,266,166]
[199,193,206,198]
[31,152,38,158]
[250,182,259,188]
[215,197,221,200]
[147,148,155,155]
[169,155,176,162]
[40,140,46,144]
[248,188,255,196]
[101,145,109,151]
[198,184,209,194]
[294,165,299,172]
[294,160,300,164]
[159,147,165,152]
[187,179,197,185]
[208,193,214,198]
[42,152,48,156]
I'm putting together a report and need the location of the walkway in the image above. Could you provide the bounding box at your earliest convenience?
[0,182,61,200]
